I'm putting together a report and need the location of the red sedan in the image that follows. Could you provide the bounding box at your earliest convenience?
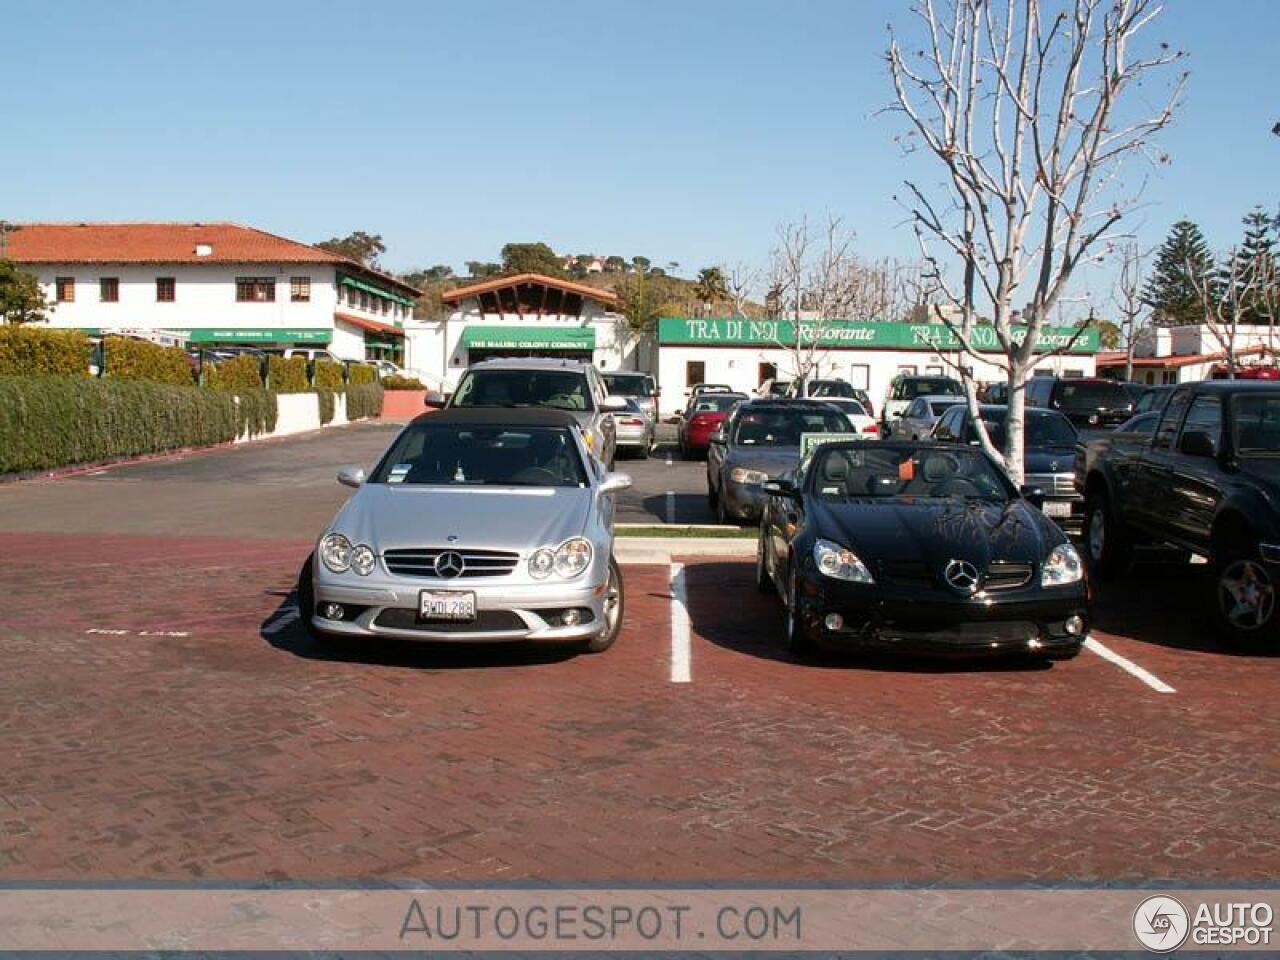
[679,392,748,459]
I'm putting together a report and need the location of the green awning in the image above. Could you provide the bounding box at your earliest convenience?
[337,272,417,307]
[461,325,596,351]
[73,327,331,344]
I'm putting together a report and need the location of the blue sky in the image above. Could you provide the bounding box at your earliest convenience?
[4,0,1277,301]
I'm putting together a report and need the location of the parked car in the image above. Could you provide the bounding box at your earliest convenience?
[299,408,631,652]
[611,397,655,459]
[757,378,792,399]
[979,382,1009,404]
[686,383,734,400]
[1072,412,1161,507]
[814,397,880,438]
[282,348,341,364]
[446,358,625,467]
[1023,376,1134,430]
[788,378,857,400]
[602,371,659,422]
[678,392,748,459]
[933,404,1083,527]
[1078,380,1280,641]
[884,394,965,440]
[755,440,1088,660]
[881,374,965,426]
[706,399,852,524]
[1133,384,1175,415]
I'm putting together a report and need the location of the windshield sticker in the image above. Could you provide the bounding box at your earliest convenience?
[798,432,863,460]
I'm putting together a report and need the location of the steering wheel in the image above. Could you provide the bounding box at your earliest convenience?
[510,467,559,484]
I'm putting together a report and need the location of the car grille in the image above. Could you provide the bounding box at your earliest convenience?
[984,562,1033,589]
[879,560,934,588]
[373,609,526,632]
[382,548,520,579]
[1026,473,1076,497]
[879,560,1033,591]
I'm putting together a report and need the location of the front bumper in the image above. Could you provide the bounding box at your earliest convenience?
[311,572,609,643]
[721,481,766,521]
[795,575,1088,658]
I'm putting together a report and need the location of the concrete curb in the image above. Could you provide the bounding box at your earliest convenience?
[614,536,755,563]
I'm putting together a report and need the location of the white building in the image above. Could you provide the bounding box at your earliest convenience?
[5,222,420,361]
[403,273,644,385]
[1095,324,1280,384]
[653,317,1099,416]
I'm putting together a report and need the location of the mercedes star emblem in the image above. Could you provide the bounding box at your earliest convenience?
[434,551,465,578]
[943,559,981,594]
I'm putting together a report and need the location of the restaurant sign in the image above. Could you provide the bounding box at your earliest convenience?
[656,317,1098,354]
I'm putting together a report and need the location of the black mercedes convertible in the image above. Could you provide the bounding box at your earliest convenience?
[756,439,1089,661]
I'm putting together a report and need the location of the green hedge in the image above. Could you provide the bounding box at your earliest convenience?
[346,382,384,421]
[314,359,344,390]
[381,374,425,390]
[232,388,278,438]
[268,354,310,392]
[0,376,239,473]
[205,354,264,391]
[104,336,193,386]
[0,327,89,377]
[317,388,336,425]
[348,364,377,386]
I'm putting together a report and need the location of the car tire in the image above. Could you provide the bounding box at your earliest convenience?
[1212,540,1278,646]
[707,476,718,509]
[583,557,624,653]
[784,559,813,656]
[295,555,318,640]
[716,493,733,526]
[755,527,773,593]
[1083,491,1131,579]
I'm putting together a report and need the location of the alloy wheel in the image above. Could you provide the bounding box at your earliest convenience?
[1218,559,1275,631]
[1088,506,1106,562]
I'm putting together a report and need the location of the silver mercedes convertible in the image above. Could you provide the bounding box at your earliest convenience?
[298,408,631,652]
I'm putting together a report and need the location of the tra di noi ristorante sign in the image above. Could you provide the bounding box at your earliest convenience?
[656,317,1100,354]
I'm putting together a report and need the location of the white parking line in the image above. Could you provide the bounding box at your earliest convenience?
[665,452,673,466]
[1083,635,1175,694]
[670,562,691,683]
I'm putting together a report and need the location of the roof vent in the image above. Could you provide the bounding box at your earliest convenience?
[195,243,213,257]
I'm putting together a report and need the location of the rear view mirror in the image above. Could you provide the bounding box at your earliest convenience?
[599,472,632,494]
[337,466,366,488]
[763,478,798,498]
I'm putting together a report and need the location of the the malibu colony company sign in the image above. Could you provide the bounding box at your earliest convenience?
[656,317,1099,354]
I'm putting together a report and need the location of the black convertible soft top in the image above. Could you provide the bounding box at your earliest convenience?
[410,407,581,429]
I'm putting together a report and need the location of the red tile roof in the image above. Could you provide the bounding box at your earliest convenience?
[334,312,404,337]
[440,272,617,305]
[1096,344,1277,369]
[4,222,420,295]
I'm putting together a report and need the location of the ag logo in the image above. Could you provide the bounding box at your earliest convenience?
[1133,895,1190,952]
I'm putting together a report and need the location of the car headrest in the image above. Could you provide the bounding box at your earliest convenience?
[921,456,953,482]
[821,457,850,483]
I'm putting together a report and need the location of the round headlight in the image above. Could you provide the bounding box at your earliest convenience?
[529,548,555,579]
[319,533,352,573]
[813,538,875,584]
[1041,543,1084,586]
[350,544,376,576]
[553,538,593,578]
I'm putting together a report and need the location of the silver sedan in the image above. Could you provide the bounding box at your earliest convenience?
[299,408,631,652]
[886,394,966,440]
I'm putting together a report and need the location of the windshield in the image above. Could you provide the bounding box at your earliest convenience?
[929,399,963,416]
[903,377,963,399]
[972,411,1078,449]
[812,446,1012,502]
[690,394,746,414]
[603,373,652,397]
[451,370,593,412]
[825,398,868,417]
[808,380,856,398]
[369,425,588,487]
[1053,380,1129,410]
[733,409,850,446]
[1232,393,1280,455]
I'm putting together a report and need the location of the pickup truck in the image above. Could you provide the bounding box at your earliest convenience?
[1076,381,1280,642]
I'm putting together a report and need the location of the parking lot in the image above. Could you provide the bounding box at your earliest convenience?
[0,421,1277,883]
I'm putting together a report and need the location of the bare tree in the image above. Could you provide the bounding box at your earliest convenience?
[723,261,759,318]
[887,0,1185,482]
[1190,248,1260,379]
[1112,242,1151,382]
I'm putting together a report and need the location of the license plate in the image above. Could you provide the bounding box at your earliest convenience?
[418,590,476,622]
[1043,501,1073,518]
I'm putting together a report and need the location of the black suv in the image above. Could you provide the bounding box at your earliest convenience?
[1078,381,1280,642]
[1024,376,1134,430]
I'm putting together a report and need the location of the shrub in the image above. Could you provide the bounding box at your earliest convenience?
[0,326,89,377]
[268,354,310,393]
[103,336,193,386]
[317,388,336,425]
[381,374,426,390]
[348,363,377,385]
[232,388,278,438]
[205,354,264,391]
[345,382,384,421]
[314,359,344,390]
[0,376,239,474]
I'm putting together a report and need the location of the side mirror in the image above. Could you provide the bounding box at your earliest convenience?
[599,472,632,494]
[1019,484,1045,508]
[1179,429,1216,458]
[763,478,798,499]
[423,391,445,409]
[601,396,628,412]
[337,466,366,488]
[709,430,727,445]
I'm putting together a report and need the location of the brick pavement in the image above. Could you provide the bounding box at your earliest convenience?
[0,530,1277,883]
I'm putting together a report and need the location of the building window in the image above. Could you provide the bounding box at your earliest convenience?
[686,360,706,389]
[236,277,276,302]
[156,277,176,302]
[99,278,119,303]
[897,364,917,376]
[55,277,75,303]
[758,362,777,386]
[290,276,311,302]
